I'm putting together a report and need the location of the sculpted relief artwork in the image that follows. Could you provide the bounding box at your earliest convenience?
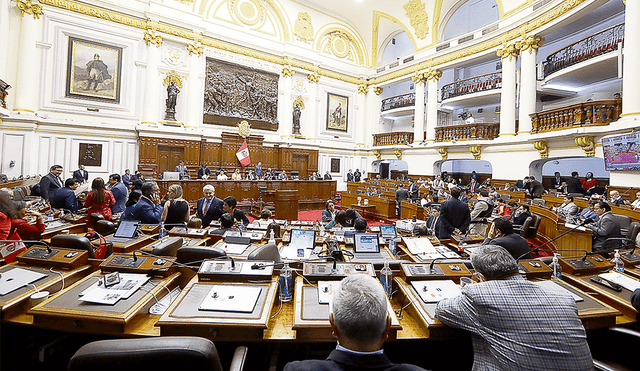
[204,58,279,131]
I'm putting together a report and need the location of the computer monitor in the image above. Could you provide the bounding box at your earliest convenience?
[163,171,180,180]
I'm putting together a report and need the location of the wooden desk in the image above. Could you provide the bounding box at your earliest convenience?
[400,200,425,220]
[563,273,638,320]
[349,204,376,220]
[102,234,157,253]
[530,204,592,258]
[41,222,88,240]
[342,193,395,220]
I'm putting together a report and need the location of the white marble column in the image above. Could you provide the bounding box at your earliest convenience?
[369,86,383,147]
[141,31,162,125]
[497,44,519,137]
[425,69,442,142]
[306,73,319,139]
[357,84,368,145]
[0,0,11,80]
[518,35,544,135]
[412,73,426,143]
[185,42,203,128]
[280,66,294,138]
[623,0,640,116]
[14,1,44,113]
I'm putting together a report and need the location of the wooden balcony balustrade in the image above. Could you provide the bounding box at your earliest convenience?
[530,99,621,134]
[373,132,414,146]
[435,122,499,142]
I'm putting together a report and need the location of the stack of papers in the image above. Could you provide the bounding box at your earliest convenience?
[410,280,461,303]
[79,273,150,305]
[317,281,339,304]
[402,237,443,260]
[599,272,640,292]
[533,280,584,302]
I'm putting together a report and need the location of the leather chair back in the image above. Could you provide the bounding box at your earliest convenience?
[176,246,226,266]
[612,214,632,236]
[518,217,534,238]
[51,234,95,259]
[89,213,105,230]
[95,220,115,236]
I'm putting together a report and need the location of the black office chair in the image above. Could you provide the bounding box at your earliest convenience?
[94,220,115,236]
[265,222,281,239]
[602,221,640,253]
[176,246,226,267]
[50,234,96,259]
[89,213,105,230]
[68,336,248,371]
[611,214,632,236]
[590,326,640,371]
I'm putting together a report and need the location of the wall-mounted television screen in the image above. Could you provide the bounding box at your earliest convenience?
[602,133,640,171]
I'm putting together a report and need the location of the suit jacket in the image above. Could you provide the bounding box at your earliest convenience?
[73,169,88,182]
[322,209,336,222]
[435,276,593,371]
[586,211,622,250]
[529,180,544,198]
[197,167,211,179]
[39,173,63,201]
[233,209,250,225]
[324,174,333,180]
[51,187,79,213]
[550,177,566,189]
[511,211,531,226]
[131,196,164,224]
[395,188,409,203]
[254,165,263,178]
[346,173,354,182]
[482,233,531,260]
[283,349,428,371]
[558,202,579,216]
[354,171,361,182]
[122,173,131,187]
[437,197,471,239]
[408,183,419,200]
[567,178,584,194]
[196,197,224,227]
[110,182,127,214]
[426,215,439,232]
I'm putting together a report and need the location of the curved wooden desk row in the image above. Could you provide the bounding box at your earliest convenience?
[543,194,640,223]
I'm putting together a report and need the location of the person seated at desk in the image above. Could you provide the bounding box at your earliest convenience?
[107,173,127,214]
[309,172,318,180]
[435,245,593,371]
[223,196,249,225]
[482,217,530,260]
[231,169,242,180]
[216,170,228,180]
[131,181,163,224]
[284,274,428,371]
[51,178,81,214]
[174,160,189,179]
[344,217,367,237]
[495,198,510,218]
[246,169,257,181]
[550,171,566,191]
[121,190,141,221]
[630,190,640,209]
[187,217,202,229]
[608,190,628,206]
[256,208,273,226]
[11,201,46,240]
[326,210,347,229]
[324,171,333,180]
[578,200,598,222]
[197,163,211,179]
[209,213,235,235]
[343,208,362,228]
[581,172,598,195]
[278,170,288,180]
[425,205,440,236]
[264,168,275,180]
[510,204,531,227]
[84,178,116,221]
[585,201,622,251]
[555,195,579,217]
[322,200,337,222]
[162,184,189,225]
[196,185,224,228]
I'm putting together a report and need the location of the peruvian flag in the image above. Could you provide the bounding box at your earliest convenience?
[236,139,251,167]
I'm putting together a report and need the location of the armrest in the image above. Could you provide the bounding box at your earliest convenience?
[229,346,248,371]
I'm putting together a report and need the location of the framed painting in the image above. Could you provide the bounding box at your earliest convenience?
[326,93,348,132]
[330,158,340,173]
[65,37,123,103]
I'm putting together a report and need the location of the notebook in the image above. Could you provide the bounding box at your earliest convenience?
[353,233,384,260]
[111,220,140,243]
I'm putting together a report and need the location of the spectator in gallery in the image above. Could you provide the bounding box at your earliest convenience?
[73,165,89,184]
[197,163,211,179]
[84,177,116,221]
[324,171,333,180]
[107,173,127,214]
[322,200,337,222]
[346,169,354,182]
[254,162,263,179]
[51,178,81,214]
[354,169,362,182]
[121,190,141,221]
[39,164,64,202]
[465,113,475,124]
[283,274,427,371]
[223,196,249,225]
[122,169,132,188]
[217,170,228,180]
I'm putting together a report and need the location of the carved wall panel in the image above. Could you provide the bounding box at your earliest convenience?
[79,143,102,167]
[204,58,279,131]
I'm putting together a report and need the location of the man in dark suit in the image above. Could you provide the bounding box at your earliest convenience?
[437,186,471,239]
[467,178,479,194]
[324,171,333,180]
[549,172,566,191]
[108,173,127,214]
[196,184,224,227]
[39,164,64,202]
[395,184,409,218]
[354,169,362,182]
[122,169,132,188]
[482,217,531,259]
[586,201,622,251]
[426,205,440,236]
[283,274,427,371]
[51,178,80,213]
[511,204,532,226]
[526,176,545,198]
[567,171,584,194]
[131,181,164,224]
[73,165,89,184]
[197,163,211,179]
[408,179,420,201]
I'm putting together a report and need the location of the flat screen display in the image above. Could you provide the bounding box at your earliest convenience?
[603,133,640,171]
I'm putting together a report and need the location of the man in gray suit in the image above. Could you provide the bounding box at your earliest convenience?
[585,201,621,251]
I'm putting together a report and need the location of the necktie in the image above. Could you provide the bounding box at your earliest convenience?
[204,199,211,214]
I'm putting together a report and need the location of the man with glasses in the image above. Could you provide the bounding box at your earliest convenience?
[131,181,163,224]
[585,201,622,251]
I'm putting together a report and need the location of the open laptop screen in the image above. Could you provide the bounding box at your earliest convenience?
[379,225,396,238]
[354,233,380,253]
[113,220,139,238]
[290,229,315,249]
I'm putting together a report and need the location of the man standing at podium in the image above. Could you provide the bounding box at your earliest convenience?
[435,245,592,370]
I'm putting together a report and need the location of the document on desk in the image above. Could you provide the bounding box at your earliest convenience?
[199,285,262,313]
[534,280,583,302]
[598,272,640,292]
[411,280,461,303]
[44,220,66,230]
[0,267,47,295]
[280,244,312,260]
[220,242,250,255]
[79,273,150,305]
[317,281,338,304]
[403,237,443,260]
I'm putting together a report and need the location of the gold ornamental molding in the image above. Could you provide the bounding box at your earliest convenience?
[282,66,295,78]
[238,120,251,138]
[470,146,482,160]
[412,72,427,86]
[496,43,520,61]
[162,70,184,88]
[144,31,163,47]
[403,0,429,40]
[425,68,443,82]
[187,42,203,57]
[438,147,448,160]
[17,0,44,19]
[357,85,369,95]
[533,140,549,158]
[373,87,383,95]
[293,12,313,44]
[292,96,305,109]
[307,73,320,84]
[174,0,194,3]
[516,35,545,55]
[373,150,382,160]
[394,149,403,160]
[575,135,596,157]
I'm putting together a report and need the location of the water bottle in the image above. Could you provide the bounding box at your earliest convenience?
[380,260,393,298]
[315,220,319,231]
[238,223,246,233]
[158,221,167,238]
[268,229,276,245]
[611,249,624,273]
[388,239,396,257]
[550,254,562,279]
[279,263,293,302]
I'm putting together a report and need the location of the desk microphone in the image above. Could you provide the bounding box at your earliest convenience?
[429,258,445,274]
[521,217,593,258]
[132,249,234,271]
[515,248,590,262]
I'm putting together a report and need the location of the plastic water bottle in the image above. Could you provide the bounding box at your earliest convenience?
[611,249,624,273]
[268,229,276,245]
[279,263,293,302]
[158,221,167,238]
[550,254,562,279]
[388,239,396,257]
[380,260,393,298]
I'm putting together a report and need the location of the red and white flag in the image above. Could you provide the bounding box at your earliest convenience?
[236,139,251,167]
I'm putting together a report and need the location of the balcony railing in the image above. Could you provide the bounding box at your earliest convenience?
[441,72,502,101]
[543,23,624,78]
[435,122,500,142]
[530,99,621,134]
[373,132,414,146]
[381,93,415,112]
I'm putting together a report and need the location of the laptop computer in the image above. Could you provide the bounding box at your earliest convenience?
[110,220,140,243]
[353,233,385,260]
[379,225,396,241]
[281,229,316,260]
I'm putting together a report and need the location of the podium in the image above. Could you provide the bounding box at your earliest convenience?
[275,190,299,221]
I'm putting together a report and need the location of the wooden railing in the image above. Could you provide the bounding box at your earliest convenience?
[381,93,416,111]
[441,72,502,101]
[529,99,621,134]
[373,132,414,146]
[435,122,499,142]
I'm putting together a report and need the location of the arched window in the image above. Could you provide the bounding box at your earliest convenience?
[441,1,499,42]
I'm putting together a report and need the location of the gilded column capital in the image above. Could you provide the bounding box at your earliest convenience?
[438,147,448,160]
[187,42,203,57]
[373,87,383,95]
[394,149,402,160]
[17,0,43,20]
[307,73,320,84]
[425,69,443,82]
[373,150,382,160]
[470,145,482,159]
[516,35,545,55]
[292,96,305,109]
[144,31,163,47]
[357,84,369,95]
[282,66,295,78]
[412,72,427,86]
[496,43,520,62]
[575,135,596,157]
[533,140,549,158]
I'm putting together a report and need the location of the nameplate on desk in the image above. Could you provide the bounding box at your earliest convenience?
[302,262,374,280]
[518,259,553,279]
[197,260,273,281]
[17,246,89,270]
